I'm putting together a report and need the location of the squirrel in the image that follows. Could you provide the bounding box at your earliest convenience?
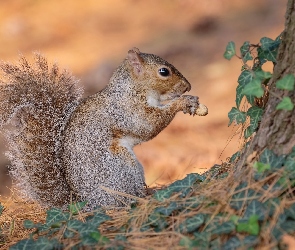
[0,48,208,210]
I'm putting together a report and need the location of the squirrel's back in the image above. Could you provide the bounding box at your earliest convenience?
[0,54,83,207]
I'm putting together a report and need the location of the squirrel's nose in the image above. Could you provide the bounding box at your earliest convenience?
[184,80,191,92]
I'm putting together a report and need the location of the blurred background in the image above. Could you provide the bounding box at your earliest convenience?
[0,0,286,196]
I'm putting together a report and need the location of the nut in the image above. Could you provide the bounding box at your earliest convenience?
[195,103,208,116]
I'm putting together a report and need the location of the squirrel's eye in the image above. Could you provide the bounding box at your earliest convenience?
[158,68,170,77]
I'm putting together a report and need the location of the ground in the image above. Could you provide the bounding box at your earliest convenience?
[0,0,286,196]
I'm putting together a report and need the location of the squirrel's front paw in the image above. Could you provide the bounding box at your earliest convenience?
[181,95,208,116]
[181,95,199,115]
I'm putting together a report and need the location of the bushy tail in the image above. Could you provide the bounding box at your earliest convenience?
[0,54,83,207]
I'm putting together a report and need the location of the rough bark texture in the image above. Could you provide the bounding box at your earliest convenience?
[236,0,295,171]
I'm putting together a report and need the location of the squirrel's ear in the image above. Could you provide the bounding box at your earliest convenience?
[127,48,144,76]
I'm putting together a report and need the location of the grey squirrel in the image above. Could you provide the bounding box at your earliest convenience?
[0,48,208,210]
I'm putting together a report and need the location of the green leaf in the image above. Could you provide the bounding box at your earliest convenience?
[259,148,285,170]
[276,74,295,90]
[260,37,275,50]
[183,196,203,209]
[210,238,222,250]
[210,221,235,235]
[86,212,111,227]
[224,41,236,60]
[179,236,201,250]
[222,235,259,249]
[265,198,280,217]
[229,151,240,163]
[285,203,295,220]
[276,97,294,111]
[244,126,254,139]
[237,215,260,235]
[246,94,256,105]
[235,84,244,108]
[222,236,241,250]
[285,148,295,178]
[230,183,258,210]
[177,213,205,233]
[67,219,85,231]
[0,203,3,215]
[10,237,61,250]
[23,220,36,229]
[153,173,204,201]
[258,36,281,63]
[46,208,70,226]
[247,106,263,132]
[238,70,254,85]
[242,78,264,98]
[244,200,267,221]
[64,229,75,239]
[147,213,168,232]
[90,231,110,244]
[69,201,87,215]
[154,201,179,216]
[240,41,253,62]
[253,162,271,173]
[192,232,211,248]
[228,107,247,126]
[255,70,272,80]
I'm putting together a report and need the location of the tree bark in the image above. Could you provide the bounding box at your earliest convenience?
[236,0,295,171]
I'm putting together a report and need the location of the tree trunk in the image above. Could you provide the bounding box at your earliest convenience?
[237,0,295,171]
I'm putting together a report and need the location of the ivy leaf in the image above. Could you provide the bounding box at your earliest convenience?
[224,41,236,60]
[285,203,295,220]
[235,84,244,108]
[246,94,256,106]
[179,236,202,250]
[244,200,267,221]
[46,208,70,226]
[255,70,272,80]
[260,37,276,50]
[276,97,294,111]
[238,70,254,85]
[67,219,85,231]
[86,212,111,227]
[183,196,203,209]
[228,107,247,126]
[237,215,260,235]
[191,232,211,249]
[244,126,254,139]
[258,36,280,63]
[240,41,253,62]
[69,201,87,215]
[247,106,263,132]
[265,198,280,217]
[229,182,258,210]
[253,162,271,173]
[10,237,61,250]
[147,213,168,232]
[154,201,179,216]
[210,238,222,250]
[229,151,240,163]
[276,74,295,90]
[23,220,36,229]
[285,147,295,178]
[90,231,110,244]
[153,173,204,201]
[259,148,285,170]
[177,214,205,233]
[210,221,235,235]
[242,78,264,98]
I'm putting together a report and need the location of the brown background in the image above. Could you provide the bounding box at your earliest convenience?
[0,0,286,196]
